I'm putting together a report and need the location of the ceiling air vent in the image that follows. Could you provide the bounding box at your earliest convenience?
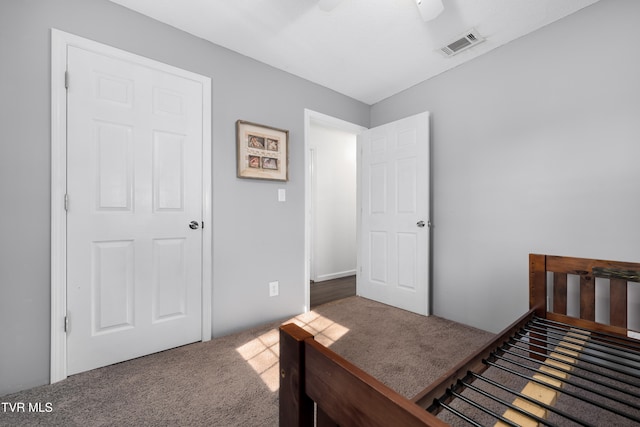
[439,29,485,57]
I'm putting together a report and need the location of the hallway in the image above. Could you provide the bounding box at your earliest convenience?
[310,275,356,308]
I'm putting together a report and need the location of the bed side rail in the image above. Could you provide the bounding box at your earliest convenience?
[411,309,536,409]
[529,254,640,337]
[279,323,447,427]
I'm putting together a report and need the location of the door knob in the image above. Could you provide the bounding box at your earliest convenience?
[189,221,200,230]
[417,221,426,228]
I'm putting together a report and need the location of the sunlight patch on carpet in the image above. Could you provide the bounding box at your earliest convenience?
[236,311,349,392]
[285,311,350,347]
[236,328,280,392]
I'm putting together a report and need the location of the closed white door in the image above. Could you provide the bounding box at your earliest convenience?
[66,46,204,375]
[358,112,430,315]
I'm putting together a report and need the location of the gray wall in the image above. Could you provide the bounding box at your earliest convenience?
[371,0,640,333]
[0,0,369,396]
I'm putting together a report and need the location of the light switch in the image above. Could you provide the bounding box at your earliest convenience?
[278,188,286,202]
[269,281,279,297]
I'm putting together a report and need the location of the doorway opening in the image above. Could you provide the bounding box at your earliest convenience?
[304,110,366,310]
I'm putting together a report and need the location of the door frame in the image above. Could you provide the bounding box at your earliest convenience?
[51,29,212,383]
[303,109,366,311]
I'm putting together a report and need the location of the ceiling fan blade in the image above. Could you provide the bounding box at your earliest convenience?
[318,0,343,12]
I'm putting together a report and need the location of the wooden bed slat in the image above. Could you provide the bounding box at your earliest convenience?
[553,272,567,315]
[580,274,595,321]
[610,278,628,328]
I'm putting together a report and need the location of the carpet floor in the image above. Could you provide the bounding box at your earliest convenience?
[0,296,494,426]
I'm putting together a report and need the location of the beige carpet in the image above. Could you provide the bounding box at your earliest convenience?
[0,296,493,426]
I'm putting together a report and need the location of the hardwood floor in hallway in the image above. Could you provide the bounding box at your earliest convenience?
[310,275,356,308]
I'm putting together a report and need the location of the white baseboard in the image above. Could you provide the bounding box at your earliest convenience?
[314,270,356,283]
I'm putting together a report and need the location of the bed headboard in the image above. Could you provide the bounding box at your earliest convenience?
[529,253,640,337]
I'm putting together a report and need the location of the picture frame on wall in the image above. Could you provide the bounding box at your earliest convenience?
[236,120,289,181]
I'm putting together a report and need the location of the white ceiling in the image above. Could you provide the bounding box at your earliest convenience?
[109,0,600,105]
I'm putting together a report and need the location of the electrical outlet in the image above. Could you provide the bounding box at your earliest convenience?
[269,281,279,297]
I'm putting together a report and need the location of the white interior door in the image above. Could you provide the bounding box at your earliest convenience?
[66,45,204,375]
[358,112,430,315]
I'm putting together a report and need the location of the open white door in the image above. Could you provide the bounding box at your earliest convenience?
[358,112,430,315]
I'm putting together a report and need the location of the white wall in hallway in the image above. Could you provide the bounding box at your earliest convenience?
[309,123,357,282]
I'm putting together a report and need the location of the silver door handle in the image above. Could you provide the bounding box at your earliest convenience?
[189,221,200,230]
[417,221,425,228]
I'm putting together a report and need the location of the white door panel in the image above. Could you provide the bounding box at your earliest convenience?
[358,112,430,315]
[66,46,203,375]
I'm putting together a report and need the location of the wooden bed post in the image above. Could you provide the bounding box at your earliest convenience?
[529,254,547,317]
[280,324,314,427]
[529,254,547,360]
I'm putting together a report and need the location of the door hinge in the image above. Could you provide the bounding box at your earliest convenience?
[201,221,204,229]
[64,71,69,89]
[64,193,69,211]
[64,315,69,333]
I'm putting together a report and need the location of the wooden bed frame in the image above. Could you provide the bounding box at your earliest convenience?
[279,254,640,426]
